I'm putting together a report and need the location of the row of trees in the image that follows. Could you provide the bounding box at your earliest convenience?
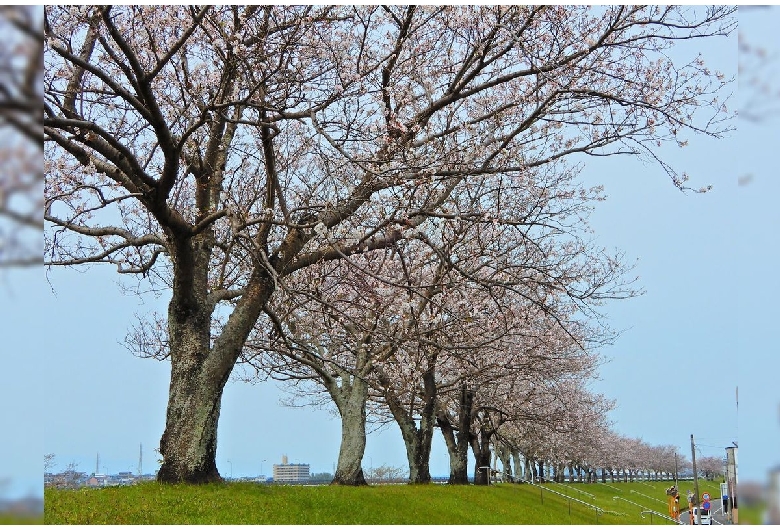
[43,6,735,484]
[492,432,688,484]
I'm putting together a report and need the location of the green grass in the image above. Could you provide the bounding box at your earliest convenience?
[545,478,723,524]
[0,514,43,525]
[737,502,765,525]
[44,479,724,525]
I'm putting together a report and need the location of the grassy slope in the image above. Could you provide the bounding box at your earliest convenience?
[43,479,723,525]
[0,514,43,525]
[737,502,765,525]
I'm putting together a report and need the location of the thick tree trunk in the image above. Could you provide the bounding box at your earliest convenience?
[436,408,469,485]
[472,447,491,485]
[470,427,492,486]
[495,442,512,483]
[157,235,272,484]
[512,449,523,483]
[379,366,437,484]
[389,396,434,484]
[157,358,225,483]
[525,456,534,482]
[158,235,224,484]
[437,384,473,485]
[331,374,369,486]
[316,339,374,486]
[403,427,433,484]
[407,369,437,484]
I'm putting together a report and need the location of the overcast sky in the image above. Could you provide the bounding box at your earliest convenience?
[3,7,777,501]
[733,5,780,485]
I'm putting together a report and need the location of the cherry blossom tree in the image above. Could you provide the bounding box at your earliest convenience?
[371,274,529,484]
[697,455,723,481]
[371,262,615,485]
[589,429,626,482]
[368,152,634,484]
[240,247,448,485]
[248,154,625,486]
[0,6,42,267]
[44,5,735,484]
[432,303,611,485]
[645,444,683,481]
[551,386,614,483]
[493,379,613,484]
[241,161,623,486]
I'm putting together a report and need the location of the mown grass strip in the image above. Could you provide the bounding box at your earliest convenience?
[43,479,723,525]
[0,514,43,525]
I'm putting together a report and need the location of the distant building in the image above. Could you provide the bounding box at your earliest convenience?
[272,455,310,482]
[768,465,780,525]
[117,471,135,484]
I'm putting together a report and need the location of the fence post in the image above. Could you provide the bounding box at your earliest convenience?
[540,486,544,504]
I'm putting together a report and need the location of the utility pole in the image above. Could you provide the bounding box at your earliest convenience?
[691,434,701,525]
[674,453,679,489]
[726,444,739,524]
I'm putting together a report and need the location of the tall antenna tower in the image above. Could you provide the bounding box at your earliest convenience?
[138,443,143,477]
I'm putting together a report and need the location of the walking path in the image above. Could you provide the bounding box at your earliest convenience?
[680,498,733,525]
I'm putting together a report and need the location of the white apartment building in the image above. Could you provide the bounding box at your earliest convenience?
[272,454,310,482]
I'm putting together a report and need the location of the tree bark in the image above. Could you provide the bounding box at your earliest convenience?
[525,456,534,482]
[470,426,492,486]
[403,370,437,484]
[404,426,433,484]
[157,235,272,483]
[511,449,523,483]
[158,234,222,483]
[436,409,467,485]
[495,442,513,482]
[377,365,437,484]
[330,373,369,486]
[311,338,374,486]
[437,384,473,484]
[157,359,225,483]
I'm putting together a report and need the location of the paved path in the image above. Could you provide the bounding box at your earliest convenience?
[680,499,733,525]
